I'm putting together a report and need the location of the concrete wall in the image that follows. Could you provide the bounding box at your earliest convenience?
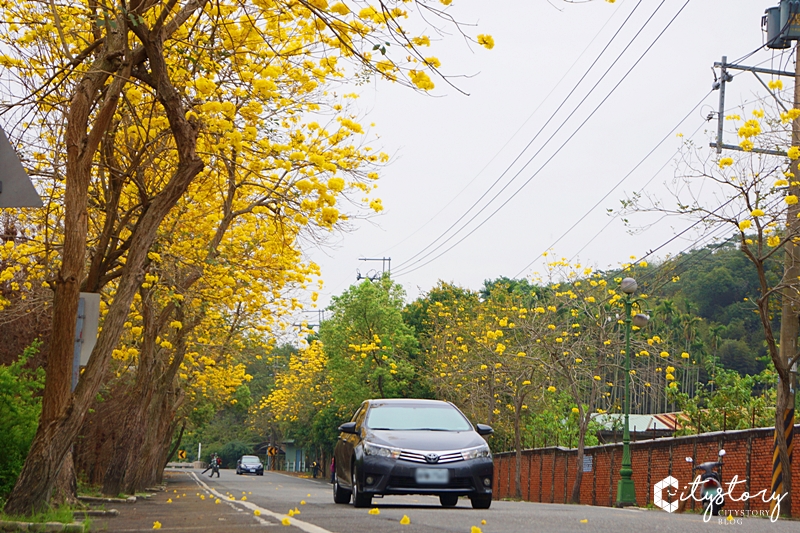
[493,425,799,515]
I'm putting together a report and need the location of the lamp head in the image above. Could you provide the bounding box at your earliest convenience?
[632,313,650,328]
[620,277,637,294]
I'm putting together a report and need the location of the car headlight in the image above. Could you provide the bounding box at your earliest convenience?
[363,442,401,459]
[461,444,491,460]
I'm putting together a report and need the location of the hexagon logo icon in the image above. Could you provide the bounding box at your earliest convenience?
[654,476,680,513]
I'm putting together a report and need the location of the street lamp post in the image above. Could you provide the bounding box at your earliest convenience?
[616,277,649,507]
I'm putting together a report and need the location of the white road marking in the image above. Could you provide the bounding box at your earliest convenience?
[189,472,336,533]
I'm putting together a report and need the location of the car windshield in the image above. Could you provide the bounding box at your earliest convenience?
[241,456,260,464]
[365,404,472,431]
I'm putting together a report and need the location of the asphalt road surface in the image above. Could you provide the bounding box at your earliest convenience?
[93,469,798,532]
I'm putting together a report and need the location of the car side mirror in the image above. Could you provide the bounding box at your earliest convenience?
[476,424,494,436]
[338,421,358,434]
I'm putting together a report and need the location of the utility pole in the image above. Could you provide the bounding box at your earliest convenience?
[775,43,799,519]
[356,257,391,281]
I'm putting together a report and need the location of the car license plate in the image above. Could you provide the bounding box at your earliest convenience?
[415,468,448,484]
[250,468,256,472]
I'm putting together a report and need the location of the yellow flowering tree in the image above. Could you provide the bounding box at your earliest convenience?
[624,101,800,515]
[0,0,492,514]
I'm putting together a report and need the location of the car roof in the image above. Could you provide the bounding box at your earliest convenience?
[241,455,260,459]
[366,398,454,408]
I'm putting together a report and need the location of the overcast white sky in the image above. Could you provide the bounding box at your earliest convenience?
[302,0,787,313]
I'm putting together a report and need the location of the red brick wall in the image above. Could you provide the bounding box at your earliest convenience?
[493,426,800,516]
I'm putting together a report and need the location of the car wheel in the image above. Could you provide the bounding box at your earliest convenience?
[351,464,372,508]
[439,494,458,507]
[470,495,492,509]
[333,473,351,504]
[257,472,263,476]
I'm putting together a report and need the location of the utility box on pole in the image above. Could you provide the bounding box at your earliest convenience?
[767,0,800,47]
[765,6,791,48]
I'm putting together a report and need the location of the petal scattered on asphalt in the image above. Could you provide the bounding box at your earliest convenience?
[153,521,162,530]
[368,508,380,515]
[282,518,291,526]
[400,515,410,525]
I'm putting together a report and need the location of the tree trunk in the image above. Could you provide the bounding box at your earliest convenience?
[514,400,522,499]
[772,377,793,517]
[571,416,589,504]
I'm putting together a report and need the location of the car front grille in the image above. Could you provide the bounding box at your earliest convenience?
[398,450,464,464]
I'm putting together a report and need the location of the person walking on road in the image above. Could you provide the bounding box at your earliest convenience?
[201,454,218,475]
[311,461,320,478]
[210,455,221,478]
[330,457,335,484]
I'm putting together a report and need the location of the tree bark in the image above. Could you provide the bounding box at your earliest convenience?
[571,414,589,504]
[513,398,522,499]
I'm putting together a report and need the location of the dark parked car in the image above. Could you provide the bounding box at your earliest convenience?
[236,455,264,475]
[333,398,493,509]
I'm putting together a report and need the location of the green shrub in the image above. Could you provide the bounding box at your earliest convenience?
[218,441,253,468]
[0,341,44,503]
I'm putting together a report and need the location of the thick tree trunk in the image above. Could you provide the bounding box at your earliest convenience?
[50,453,78,507]
[74,380,130,485]
[773,378,793,517]
[101,386,150,496]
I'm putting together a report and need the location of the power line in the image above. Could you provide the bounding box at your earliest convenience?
[513,90,712,278]
[394,0,692,278]
[514,47,791,279]
[392,0,655,271]
[374,1,632,256]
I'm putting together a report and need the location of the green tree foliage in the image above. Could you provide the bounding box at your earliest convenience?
[218,441,254,469]
[0,342,44,501]
[670,366,776,435]
[320,276,428,416]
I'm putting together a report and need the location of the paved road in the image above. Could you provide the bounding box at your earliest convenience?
[90,469,798,532]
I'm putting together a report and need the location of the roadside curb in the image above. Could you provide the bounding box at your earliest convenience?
[76,496,136,504]
[0,520,85,532]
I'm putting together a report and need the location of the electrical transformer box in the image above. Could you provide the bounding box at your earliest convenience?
[765,6,790,48]
[779,0,800,41]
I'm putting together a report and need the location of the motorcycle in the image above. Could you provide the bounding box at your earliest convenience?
[685,449,726,516]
